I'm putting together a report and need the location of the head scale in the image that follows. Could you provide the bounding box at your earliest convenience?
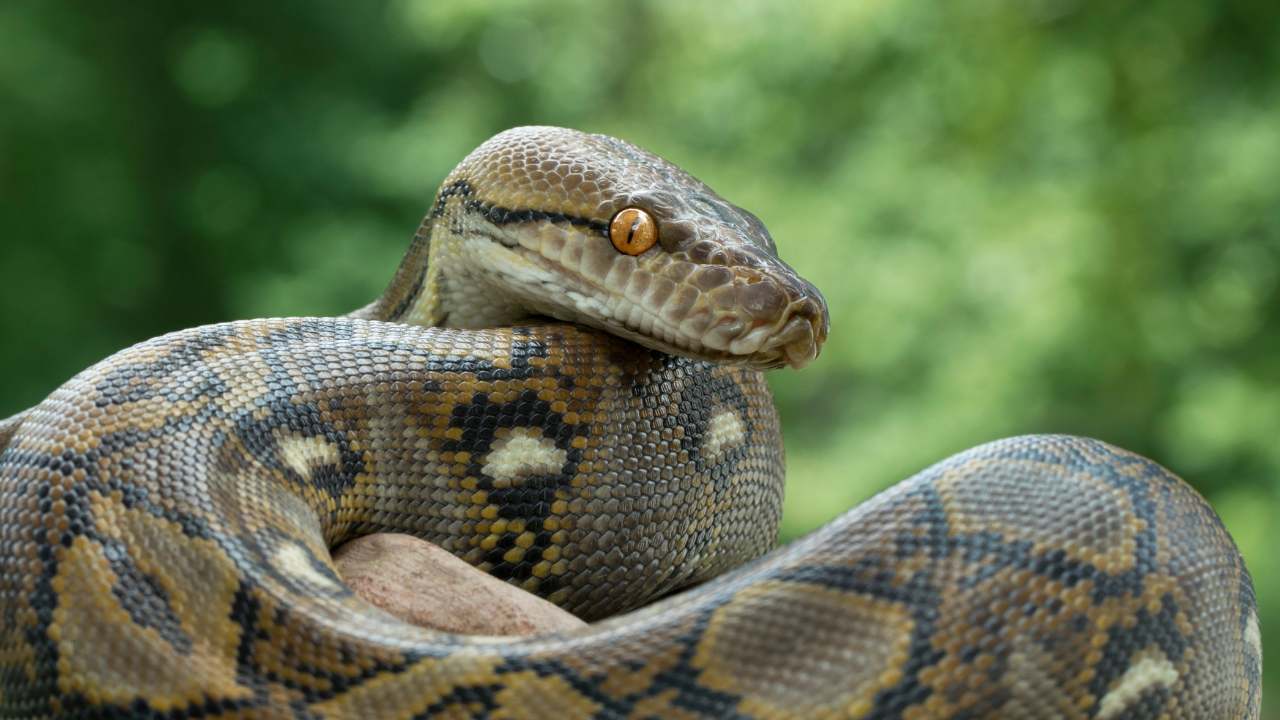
[376,126,829,370]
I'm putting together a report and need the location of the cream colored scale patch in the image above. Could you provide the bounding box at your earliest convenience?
[1096,651,1179,719]
[1244,611,1262,660]
[483,428,568,487]
[273,542,341,591]
[277,434,341,477]
[703,409,746,459]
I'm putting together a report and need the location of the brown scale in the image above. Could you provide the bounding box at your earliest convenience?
[0,127,1261,718]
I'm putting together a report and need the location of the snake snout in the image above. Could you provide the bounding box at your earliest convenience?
[771,295,828,369]
[750,288,826,369]
[737,257,828,369]
[696,268,828,369]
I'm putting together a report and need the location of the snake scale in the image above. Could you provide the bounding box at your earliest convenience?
[0,127,1261,719]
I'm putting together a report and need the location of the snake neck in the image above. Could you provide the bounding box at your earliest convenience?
[351,209,529,330]
[350,213,446,327]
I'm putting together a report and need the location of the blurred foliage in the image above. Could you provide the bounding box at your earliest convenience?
[1,0,1277,708]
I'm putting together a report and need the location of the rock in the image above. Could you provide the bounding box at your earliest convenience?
[332,533,587,636]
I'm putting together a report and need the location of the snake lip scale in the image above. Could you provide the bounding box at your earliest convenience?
[0,126,1261,719]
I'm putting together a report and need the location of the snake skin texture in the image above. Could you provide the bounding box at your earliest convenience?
[0,127,1261,719]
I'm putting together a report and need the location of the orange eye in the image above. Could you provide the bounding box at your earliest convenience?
[609,208,658,255]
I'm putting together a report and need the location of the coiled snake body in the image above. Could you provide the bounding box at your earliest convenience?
[0,127,1261,718]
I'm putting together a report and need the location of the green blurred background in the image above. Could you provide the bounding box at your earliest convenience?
[2,0,1275,709]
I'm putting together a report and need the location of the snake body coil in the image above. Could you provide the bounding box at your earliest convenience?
[0,127,1261,718]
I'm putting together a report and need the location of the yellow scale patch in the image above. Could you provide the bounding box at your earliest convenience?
[693,580,914,719]
[49,493,249,710]
[306,657,606,719]
[938,457,1142,575]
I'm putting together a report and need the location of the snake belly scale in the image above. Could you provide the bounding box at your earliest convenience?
[0,127,1260,718]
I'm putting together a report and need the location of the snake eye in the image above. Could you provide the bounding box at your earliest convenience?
[609,208,658,256]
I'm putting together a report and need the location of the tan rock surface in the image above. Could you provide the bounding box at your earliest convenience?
[333,533,587,636]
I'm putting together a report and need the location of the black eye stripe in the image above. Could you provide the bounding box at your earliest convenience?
[466,200,609,236]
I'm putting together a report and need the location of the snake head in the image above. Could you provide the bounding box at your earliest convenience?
[421,126,829,370]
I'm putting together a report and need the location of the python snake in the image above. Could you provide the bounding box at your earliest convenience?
[0,127,1261,718]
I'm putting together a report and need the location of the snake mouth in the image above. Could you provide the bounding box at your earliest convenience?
[671,295,826,370]
[752,304,827,369]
